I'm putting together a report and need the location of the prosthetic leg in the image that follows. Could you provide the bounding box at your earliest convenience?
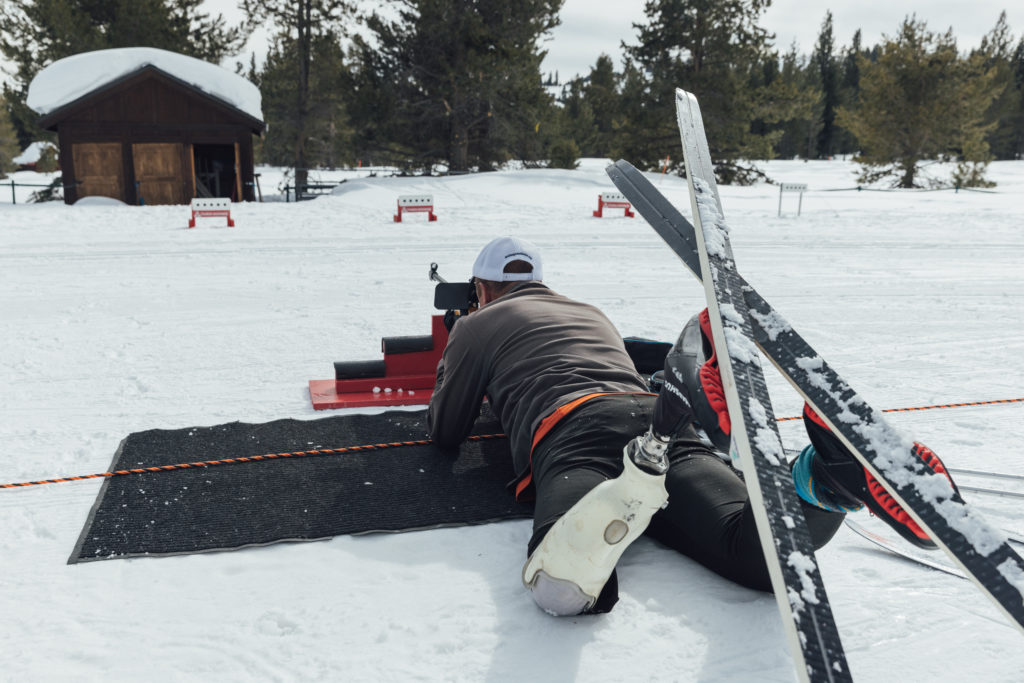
[522,450,669,615]
[521,333,697,616]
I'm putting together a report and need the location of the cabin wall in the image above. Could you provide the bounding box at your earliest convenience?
[53,72,259,205]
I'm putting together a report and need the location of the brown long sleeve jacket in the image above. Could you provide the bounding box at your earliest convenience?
[426,282,648,480]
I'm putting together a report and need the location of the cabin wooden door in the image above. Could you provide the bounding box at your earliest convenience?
[72,143,123,201]
[132,143,186,205]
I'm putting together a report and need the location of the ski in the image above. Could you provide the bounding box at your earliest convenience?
[958,484,1024,501]
[845,519,1024,578]
[845,519,966,579]
[605,89,1024,640]
[674,91,850,682]
[949,467,1024,483]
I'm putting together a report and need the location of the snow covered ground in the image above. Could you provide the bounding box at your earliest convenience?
[2,158,1023,681]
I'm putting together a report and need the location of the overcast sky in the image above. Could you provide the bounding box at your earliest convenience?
[198,0,1021,80]
[543,0,1019,79]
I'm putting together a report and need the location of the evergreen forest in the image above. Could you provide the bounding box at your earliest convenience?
[2,0,1023,187]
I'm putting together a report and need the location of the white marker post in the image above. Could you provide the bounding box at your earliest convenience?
[778,182,807,217]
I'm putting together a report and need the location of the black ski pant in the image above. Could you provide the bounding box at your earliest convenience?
[528,394,844,608]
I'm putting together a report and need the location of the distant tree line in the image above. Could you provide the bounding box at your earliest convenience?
[568,6,1024,188]
[0,0,247,178]
[2,1,1023,187]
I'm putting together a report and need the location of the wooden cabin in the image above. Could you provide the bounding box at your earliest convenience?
[33,55,264,206]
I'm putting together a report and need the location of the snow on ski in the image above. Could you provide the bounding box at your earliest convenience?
[605,92,1024,639]
[674,89,850,683]
[738,270,1024,640]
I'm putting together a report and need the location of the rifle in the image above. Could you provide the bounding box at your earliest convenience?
[429,263,477,329]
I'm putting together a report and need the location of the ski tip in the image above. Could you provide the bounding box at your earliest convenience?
[675,88,698,106]
[607,159,637,177]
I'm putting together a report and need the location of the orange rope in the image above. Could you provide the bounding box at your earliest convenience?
[3,397,1022,490]
[0,433,506,490]
[774,397,1024,421]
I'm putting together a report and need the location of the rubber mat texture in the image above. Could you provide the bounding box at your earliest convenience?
[70,409,530,563]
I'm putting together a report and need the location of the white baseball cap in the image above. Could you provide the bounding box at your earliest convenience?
[472,236,543,282]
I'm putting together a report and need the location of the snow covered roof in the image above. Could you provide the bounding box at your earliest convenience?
[13,141,56,165]
[26,47,262,123]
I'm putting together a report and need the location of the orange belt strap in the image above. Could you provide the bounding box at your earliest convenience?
[514,391,656,499]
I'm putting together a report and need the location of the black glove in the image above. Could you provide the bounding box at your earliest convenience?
[443,309,458,332]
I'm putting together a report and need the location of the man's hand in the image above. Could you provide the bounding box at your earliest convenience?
[443,309,459,332]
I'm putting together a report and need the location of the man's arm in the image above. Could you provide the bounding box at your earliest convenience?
[426,319,489,449]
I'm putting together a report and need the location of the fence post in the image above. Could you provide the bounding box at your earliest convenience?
[10,180,15,205]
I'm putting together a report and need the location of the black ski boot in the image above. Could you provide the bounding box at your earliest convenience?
[667,308,732,454]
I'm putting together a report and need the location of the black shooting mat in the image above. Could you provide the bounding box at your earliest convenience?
[70,409,531,563]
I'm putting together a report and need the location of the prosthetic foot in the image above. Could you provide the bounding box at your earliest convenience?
[522,449,669,616]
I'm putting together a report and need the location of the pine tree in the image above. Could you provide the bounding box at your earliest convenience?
[34,143,60,173]
[812,12,840,159]
[349,0,561,173]
[840,30,863,96]
[952,47,1004,188]
[555,54,622,158]
[760,46,821,159]
[835,29,866,156]
[617,0,780,183]
[558,77,598,157]
[255,33,351,172]
[0,0,249,147]
[547,138,580,169]
[0,96,21,178]
[838,17,1004,188]
[1011,38,1024,159]
[972,12,1021,160]
[242,0,352,192]
[583,54,620,157]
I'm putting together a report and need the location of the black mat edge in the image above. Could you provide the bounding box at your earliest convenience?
[70,514,532,564]
[68,436,129,565]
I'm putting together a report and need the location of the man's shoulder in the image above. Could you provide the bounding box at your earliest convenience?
[504,282,554,298]
[486,283,609,321]
[475,282,552,313]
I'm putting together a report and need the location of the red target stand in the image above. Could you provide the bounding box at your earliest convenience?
[394,195,437,222]
[188,198,234,228]
[593,192,634,218]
